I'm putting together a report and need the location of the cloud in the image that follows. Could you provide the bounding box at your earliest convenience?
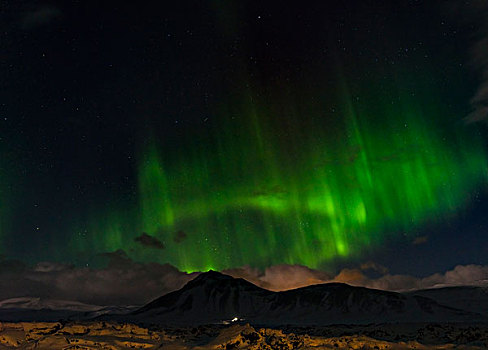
[260,265,332,290]
[134,233,165,250]
[449,0,488,123]
[466,35,488,123]
[0,255,487,307]
[225,263,488,293]
[99,249,135,269]
[0,258,26,274]
[433,264,488,287]
[333,268,368,284]
[329,264,488,292]
[21,6,61,29]
[223,264,333,291]
[412,236,428,245]
[0,254,195,306]
[360,261,389,274]
[34,261,73,272]
[173,230,188,244]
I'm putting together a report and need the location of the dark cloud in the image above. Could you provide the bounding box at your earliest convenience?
[251,185,288,198]
[0,257,26,274]
[21,6,61,29]
[0,258,486,306]
[173,230,188,244]
[449,0,488,123]
[466,31,488,123]
[99,249,134,268]
[360,261,389,274]
[0,254,195,306]
[34,261,74,272]
[413,236,429,245]
[134,233,165,250]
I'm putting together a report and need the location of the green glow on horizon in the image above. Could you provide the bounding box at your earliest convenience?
[72,77,488,272]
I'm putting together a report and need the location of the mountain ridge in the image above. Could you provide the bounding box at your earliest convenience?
[128,271,485,326]
[1,271,486,325]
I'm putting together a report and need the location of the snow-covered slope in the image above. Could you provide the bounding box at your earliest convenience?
[0,297,102,312]
[408,286,488,316]
[130,271,484,326]
[0,297,137,322]
[132,270,273,323]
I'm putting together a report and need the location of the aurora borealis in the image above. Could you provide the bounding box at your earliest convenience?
[73,78,488,271]
[2,0,488,277]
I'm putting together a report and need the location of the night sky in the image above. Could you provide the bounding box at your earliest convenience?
[2,0,488,279]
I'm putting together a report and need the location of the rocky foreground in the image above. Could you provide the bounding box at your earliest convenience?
[0,322,487,349]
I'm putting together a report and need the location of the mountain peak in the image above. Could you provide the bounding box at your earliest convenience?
[192,270,234,282]
[132,272,485,326]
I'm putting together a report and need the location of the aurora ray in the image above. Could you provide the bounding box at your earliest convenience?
[73,75,488,272]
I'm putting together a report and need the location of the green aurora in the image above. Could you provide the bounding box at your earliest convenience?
[70,75,488,272]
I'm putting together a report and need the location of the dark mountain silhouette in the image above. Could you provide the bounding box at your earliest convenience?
[1,272,485,325]
[129,271,484,325]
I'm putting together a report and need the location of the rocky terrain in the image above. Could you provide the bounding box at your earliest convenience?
[0,321,487,349]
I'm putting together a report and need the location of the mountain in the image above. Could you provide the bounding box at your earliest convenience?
[2,273,486,325]
[0,297,103,312]
[131,270,274,324]
[129,271,484,326]
[408,286,488,315]
[0,297,136,322]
